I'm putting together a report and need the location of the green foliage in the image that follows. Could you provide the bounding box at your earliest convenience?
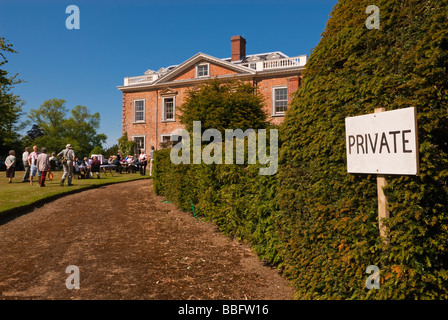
[153,79,279,262]
[65,105,107,157]
[153,0,448,300]
[0,36,24,156]
[118,132,135,156]
[277,0,448,299]
[104,144,119,159]
[27,99,107,158]
[90,146,105,157]
[179,79,268,134]
[26,124,44,140]
[152,141,281,265]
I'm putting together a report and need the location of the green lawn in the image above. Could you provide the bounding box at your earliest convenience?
[0,170,150,214]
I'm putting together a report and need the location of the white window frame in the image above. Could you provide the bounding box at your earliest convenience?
[133,99,145,123]
[162,96,176,122]
[161,134,171,143]
[161,133,182,147]
[132,135,146,155]
[195,63,210,78]
[272,86,288,116]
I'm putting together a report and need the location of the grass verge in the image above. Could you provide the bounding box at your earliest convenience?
[0,170,150,215]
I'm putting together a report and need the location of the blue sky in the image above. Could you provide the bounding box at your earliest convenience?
[0,0,337,148]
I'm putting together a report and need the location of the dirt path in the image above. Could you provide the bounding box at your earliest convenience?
[0,179,294,300]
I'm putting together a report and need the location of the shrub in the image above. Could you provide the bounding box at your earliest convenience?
[154,0,448,299]
[179,79,268,134]
[277,0,448,299]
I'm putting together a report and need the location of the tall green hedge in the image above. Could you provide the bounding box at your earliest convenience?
[277,0,448,299]
[153,142,281,264]
[153,0,448,299]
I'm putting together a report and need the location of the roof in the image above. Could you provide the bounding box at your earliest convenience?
[118,51,306,91]
[221,51,290,64]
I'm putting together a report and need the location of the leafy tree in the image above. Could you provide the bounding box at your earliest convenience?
[118,132,135,156]
[0,36,24,156]
[26,124,44,140]
[90,146,105,158]
[179,79,268,134]
[28,98,67,139]
[64,105,107,157]
[28,99,107,158]
[277,0,448,299]
[104,143,119,159]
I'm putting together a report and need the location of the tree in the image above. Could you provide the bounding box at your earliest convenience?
[118,132,134,156]
[90,146,105,158]
[26,124,44,140]
[28,98,67,139]
[64,105,107,157]
[277,0,448,299]
[28,99,107,158]
[179,79,268,134]
[104,144,119,159]
[0,36,24,156]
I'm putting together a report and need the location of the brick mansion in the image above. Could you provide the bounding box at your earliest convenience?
[117,35,307,154]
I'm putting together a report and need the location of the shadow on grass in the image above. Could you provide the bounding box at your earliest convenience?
[0,177,151,226]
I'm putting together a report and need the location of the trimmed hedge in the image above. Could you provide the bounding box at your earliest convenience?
[153,0,448,299]
[153,142,282,264]
[277,0,448,299]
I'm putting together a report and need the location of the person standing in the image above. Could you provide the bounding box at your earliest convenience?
[58,144,76,186]
[149,146,155,177]
[139,149,148,176]
[28,145,41,186]
[36,147,50,187]
[21,147,31,182]
[90,156,101,179]
[49,152,58,171]
[5,150,16,184]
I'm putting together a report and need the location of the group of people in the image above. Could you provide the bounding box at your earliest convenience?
[106,147,154,176]
[5,144,85,186]
[73,156,102,179]
[4,144,155,185]
[5,145,53,186]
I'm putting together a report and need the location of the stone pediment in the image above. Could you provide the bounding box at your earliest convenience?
[153,53,255,85]
[159,88,178,96]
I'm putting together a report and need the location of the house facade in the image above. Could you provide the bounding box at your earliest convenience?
[117,35,307,154]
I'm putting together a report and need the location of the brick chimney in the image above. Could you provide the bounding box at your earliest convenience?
[231,35,246,62]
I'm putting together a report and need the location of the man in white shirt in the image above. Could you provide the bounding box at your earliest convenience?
[139,149,148,176]
[28,145,41,186]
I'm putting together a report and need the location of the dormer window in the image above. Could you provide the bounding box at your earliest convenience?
[196,63,209,78]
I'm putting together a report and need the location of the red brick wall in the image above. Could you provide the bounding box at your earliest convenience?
[256,75,300,126]
[122,91,158,153]
[122,70,302,150]
[173,63,238,81]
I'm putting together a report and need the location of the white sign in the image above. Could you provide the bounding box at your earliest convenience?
[345,107,419,175]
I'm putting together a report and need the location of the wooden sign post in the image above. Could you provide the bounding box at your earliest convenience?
[345,107,419,240]
[374,108,390,240]
[376,174,389,240]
